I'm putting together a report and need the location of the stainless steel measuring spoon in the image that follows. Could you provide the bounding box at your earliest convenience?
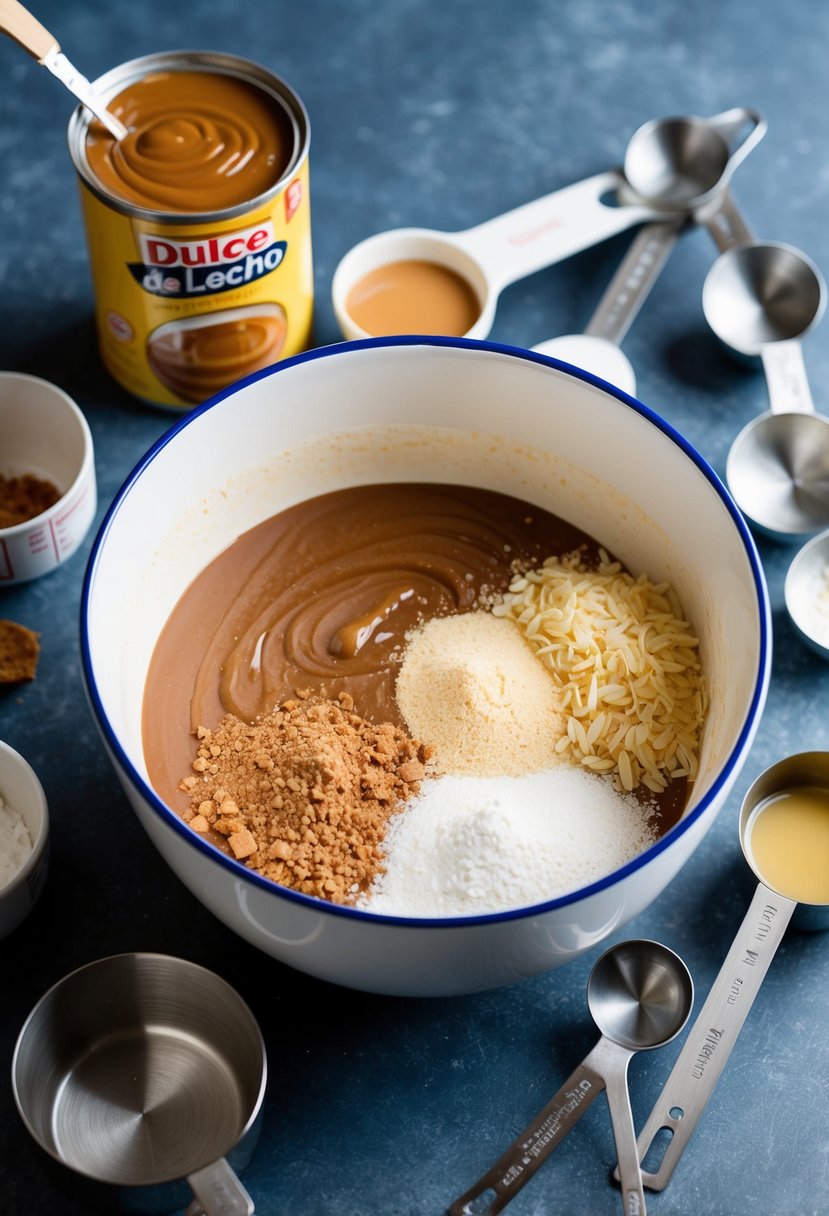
[701,209,829,537]
[533,108,765,394]
[448,939,693,1216]
[12,953,266,1215]
[624,753,829,1192]
[533,218,684,395]
[334,108,765,347]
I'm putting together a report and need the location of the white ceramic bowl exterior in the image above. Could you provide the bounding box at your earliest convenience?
[0,740,49,939]
[0,373,97,584]
[82,339,771,996]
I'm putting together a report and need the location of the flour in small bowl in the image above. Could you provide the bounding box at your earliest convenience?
[361,764,657,916]
[0,792,33,889]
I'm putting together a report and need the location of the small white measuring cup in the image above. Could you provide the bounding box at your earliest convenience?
[332,168,664,341]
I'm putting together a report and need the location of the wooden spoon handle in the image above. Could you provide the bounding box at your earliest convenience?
[0,0,58,61]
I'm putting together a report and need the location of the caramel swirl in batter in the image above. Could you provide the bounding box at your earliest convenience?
[143,484,594,805]
[86,71,295,212]
[143,483,688,833]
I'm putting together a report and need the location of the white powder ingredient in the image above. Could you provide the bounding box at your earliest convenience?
[0,792,33,890]
[395,612,565,777]
[361,763,657,916]
[810,564,829,645]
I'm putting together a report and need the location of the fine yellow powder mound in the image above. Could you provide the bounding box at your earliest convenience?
[395,612,565,777]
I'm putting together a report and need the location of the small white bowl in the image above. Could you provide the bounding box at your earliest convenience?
[81,338,771,996]
[0,372,97,585]
[0,740,49,939]
[785,528,829,659]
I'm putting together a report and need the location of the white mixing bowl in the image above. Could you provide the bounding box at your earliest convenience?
[81,338,771,996]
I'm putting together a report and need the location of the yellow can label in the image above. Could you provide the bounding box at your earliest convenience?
[79,158,313,409]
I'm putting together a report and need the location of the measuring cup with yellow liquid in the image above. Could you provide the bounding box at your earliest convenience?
[625,752,829,1191]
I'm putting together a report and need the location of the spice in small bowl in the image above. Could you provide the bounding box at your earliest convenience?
[0,372,96,584]
[0,472,61,529]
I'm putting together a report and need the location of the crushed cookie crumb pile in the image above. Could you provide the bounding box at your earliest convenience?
[0,473,60,529]
[179,693,431,904]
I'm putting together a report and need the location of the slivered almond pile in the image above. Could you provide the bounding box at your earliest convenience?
[492,550,706,793]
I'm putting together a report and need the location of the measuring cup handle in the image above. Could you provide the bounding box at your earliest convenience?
[186,1159,255,1216]
[762,340,816,414]
[584,219,684,346]
[705,192,754,252]
[447,1049,606,1215]
[706,106,767,171]
[456,171,660,294]
[627,883,796,1193]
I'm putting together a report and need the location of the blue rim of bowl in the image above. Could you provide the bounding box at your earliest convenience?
[80,335,772,929]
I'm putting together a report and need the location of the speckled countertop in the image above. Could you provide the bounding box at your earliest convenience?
[1,2,829,1213]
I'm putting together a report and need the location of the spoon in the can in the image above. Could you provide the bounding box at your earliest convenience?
[0,0,128,139]
[701,206,829,537]
[448,939,694,1216]
[623,753,829,1192]
[534,107,765,394]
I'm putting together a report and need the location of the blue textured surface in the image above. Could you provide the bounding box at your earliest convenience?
[1,2,829,1214]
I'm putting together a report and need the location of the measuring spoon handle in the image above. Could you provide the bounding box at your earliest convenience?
[186,1158,255,1216]
[457,171,661,294]
[604,1062,647,1216]
[706,107,767,174]
[448,1047,607,1215]
[584,219,684,346]
[706,192,754,253]
[761,340,816,414]
[629,882,796,1192]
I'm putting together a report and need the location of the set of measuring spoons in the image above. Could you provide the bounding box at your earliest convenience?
[333,103,829,654]
[449,753,829,1215]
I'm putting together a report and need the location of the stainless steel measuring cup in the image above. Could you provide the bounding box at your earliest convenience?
[626,753,829,1192]
[12,953,267,1215]
[532,107,765,393]
[448,939,693,1216]
[701,208,829,537]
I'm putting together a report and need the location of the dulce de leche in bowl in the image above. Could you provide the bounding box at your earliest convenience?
[68,52,312,410]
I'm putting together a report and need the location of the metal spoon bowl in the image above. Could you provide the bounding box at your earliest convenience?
[449,939,693,1216]
[540,108,765,392]
[703,242,825,355]
[703,240,829,538]
[623,107,765,215]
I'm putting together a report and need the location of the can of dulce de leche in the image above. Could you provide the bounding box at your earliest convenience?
[67,51,312,410]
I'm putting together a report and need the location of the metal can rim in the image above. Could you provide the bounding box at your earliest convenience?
[67,49,311,225]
